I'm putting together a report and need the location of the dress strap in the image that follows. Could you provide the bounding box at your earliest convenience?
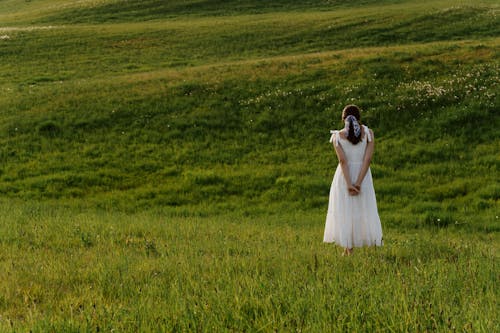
[329,130,340,147]
[363,125,372,142]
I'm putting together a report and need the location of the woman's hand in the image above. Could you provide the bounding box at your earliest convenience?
[348,185,360,196]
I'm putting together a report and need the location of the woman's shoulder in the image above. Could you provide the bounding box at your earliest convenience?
[364,125,374,133]
[363,125,374,141]
[337,129,348,140]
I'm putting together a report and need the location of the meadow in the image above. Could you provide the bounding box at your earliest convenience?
[0,0,498,331]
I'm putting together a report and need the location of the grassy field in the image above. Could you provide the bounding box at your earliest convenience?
[0,0,499,331]
[0,202,497,332]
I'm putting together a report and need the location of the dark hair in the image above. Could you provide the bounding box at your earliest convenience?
[342,104,362,145]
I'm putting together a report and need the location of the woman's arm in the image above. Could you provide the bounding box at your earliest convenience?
[354,129,375,189]
[334,141,359,195]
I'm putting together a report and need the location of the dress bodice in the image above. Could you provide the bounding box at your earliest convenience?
[329,125,371,164]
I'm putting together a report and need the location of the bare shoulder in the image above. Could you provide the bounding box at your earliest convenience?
[362,125,375,141]
[364,126,375,144]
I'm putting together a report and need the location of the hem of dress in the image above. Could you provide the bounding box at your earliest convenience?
[323,240,383,248]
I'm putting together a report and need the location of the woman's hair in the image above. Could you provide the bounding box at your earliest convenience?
[342,104,362,145]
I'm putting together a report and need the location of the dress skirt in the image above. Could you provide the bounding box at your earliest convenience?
[323,162,383,248]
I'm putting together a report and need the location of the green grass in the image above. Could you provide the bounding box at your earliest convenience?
[0,0,499,331]
[0,202,497,331]
[0,38,497,227]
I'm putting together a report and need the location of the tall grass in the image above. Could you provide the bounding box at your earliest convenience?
[0,202,497,331]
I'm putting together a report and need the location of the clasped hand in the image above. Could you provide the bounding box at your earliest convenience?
[348,184,361,196]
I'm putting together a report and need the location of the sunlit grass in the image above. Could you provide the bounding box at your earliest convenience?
[0,203,497,331]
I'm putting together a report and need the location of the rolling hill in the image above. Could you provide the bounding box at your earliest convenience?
[0,0,498,224]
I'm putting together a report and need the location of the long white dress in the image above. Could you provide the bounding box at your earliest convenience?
[323,125,383,248]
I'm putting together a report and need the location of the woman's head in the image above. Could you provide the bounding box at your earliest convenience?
[342,104,362,144]
[342,104,361,122]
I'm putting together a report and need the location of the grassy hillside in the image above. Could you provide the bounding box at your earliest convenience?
[0,0,499,330]
[0,0,498,228]
[2,0,496,23]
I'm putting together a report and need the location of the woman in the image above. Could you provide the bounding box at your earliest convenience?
[323,105,383,255]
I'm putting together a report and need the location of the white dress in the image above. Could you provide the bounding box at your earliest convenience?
[323,125,383,248]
